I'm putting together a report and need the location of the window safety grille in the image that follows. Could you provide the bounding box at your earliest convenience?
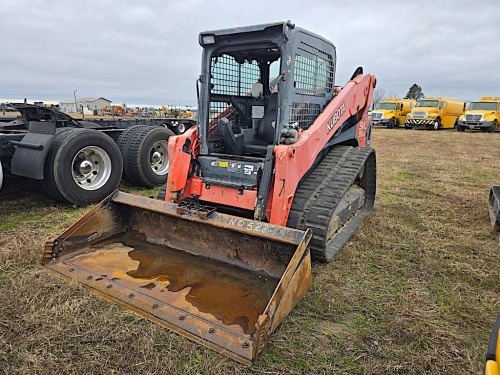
[207,101,232,141]
[291,102,323,130]
[211,54,260,96]
[291,42,334,130]
[208,54,260,141]
[294,42,334,97]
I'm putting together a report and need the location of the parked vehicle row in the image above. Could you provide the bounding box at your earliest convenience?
[371,96,500,132]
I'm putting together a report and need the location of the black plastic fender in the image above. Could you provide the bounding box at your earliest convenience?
[10,121,56,180]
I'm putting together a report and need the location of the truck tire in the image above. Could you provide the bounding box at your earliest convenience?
[432,119,441,130]
[122,126,175,187]
[116,125,148,181]
[388,119,396,129]
[177,122,187,134]
[488,121,497,133]
[456,125,465,132]
[0,162,3,190]
[42,128,123,205]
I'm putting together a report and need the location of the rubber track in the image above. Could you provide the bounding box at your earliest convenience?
[287,146,376,262]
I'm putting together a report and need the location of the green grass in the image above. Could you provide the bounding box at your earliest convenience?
[0,129,499,374]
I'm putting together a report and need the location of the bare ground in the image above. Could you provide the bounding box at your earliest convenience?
[0,129,499,374]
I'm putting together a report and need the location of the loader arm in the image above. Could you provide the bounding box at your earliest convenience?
[269,73,376,225]
[166,73,376,225]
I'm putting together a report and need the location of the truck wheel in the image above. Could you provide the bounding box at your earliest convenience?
[489,121,497,133]
[388,119,396,129]
[122,126,175,187]
[42,128,123,205]
[0,162,3,190]
[456,125,465,132]
[433,119,441,130]
[117,125,148,181]
[177,122,187,134]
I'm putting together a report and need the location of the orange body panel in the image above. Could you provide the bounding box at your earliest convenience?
[185,177,257,211]
[166,73,376,225]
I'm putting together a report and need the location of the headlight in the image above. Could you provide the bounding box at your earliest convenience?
[201,34,216,45]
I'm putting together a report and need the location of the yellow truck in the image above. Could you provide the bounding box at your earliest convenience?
[405,97,465,130]
[370,98,415,128]
[457,97,500,133]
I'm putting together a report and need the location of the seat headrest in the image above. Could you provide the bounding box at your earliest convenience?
[251,82,263,98]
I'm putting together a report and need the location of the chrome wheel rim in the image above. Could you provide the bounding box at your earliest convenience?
[150,140,169,175]
[71,146,112,190]
[178,123,186,134]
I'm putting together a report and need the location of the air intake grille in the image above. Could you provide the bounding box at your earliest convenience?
[465,114,482,121]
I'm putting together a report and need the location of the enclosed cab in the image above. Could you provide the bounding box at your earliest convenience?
[405,97,465,130]
[370,98,415,128]
[457,97,500,133]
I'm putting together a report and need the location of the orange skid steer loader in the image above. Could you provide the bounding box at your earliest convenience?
[44,22,377,365]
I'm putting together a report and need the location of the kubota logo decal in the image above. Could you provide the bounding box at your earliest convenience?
[326,102,346,133]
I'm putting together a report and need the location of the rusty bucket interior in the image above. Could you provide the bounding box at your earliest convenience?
[43,191,312,365]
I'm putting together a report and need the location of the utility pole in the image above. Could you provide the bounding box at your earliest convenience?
[73,90,78,114]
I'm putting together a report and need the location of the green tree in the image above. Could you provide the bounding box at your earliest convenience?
[404,84,425,100]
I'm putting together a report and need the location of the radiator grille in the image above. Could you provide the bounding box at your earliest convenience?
[413,111,427,118]
[465,114,482,121]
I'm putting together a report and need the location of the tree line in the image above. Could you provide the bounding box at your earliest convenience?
[373,84,425,107]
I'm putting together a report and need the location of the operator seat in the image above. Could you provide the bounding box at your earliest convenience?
[258,93,278,144]
[217,117,245,155]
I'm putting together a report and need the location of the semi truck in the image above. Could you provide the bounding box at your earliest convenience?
[405,97,465,130]
[370,98,415,128]
[0,103,195,204]
[457,97,500,133]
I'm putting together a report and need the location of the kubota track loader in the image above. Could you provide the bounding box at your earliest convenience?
[44,22,377,365]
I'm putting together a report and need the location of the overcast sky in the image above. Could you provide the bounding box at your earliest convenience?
[1,0,499,107]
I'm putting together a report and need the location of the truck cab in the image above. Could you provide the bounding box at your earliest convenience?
[370,98,414,128]
[457,97,500,133]
[405,97,465,130]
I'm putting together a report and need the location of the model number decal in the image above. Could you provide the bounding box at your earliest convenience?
[228,218,275,234]
[326,102,346,133]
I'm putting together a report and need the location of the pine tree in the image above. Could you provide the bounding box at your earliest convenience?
[404,84,425,100]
